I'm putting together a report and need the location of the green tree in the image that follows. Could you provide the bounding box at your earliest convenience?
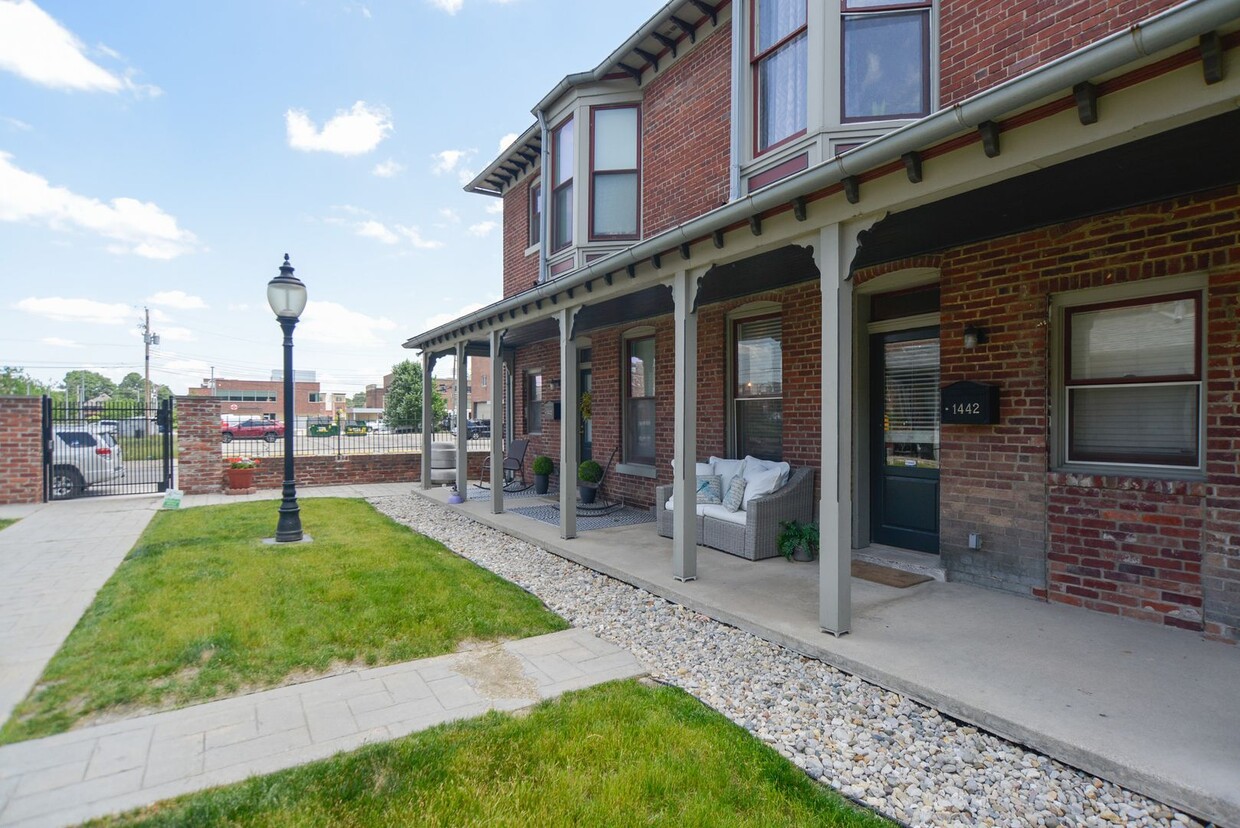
[384,359,445,429]
[62,370,116,402]
[115,372,145,401]
[0,366,49,396]
[350,391,367,408]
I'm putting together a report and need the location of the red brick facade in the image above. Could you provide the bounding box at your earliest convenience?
[176,396,227,495]
[641,23,732,238]
[503,177,539,298]
[938,0,1181,106]
[0,396,44,505]
[187,379,324,420]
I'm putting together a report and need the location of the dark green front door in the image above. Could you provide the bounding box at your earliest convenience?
[579,367,592,461]
[871,327,941,553]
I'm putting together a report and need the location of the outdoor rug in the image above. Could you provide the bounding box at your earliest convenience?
[509,504,656,532]
[851,560,933,588]
[467,484,555,501]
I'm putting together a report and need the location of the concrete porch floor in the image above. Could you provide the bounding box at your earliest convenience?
[417,485,1240,826]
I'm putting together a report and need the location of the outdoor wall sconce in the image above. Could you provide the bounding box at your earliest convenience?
[963,325,988,349]
[546,378,561,392]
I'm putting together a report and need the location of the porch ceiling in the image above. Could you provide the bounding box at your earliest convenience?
[573,285,673,337]
[695,244,819,311]
[852,108,1240,272]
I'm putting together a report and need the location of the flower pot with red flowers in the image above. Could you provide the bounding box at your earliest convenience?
[225,456,258,490]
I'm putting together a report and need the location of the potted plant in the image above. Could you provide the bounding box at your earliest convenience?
[577,459,603,504]
[225,456,258,490]
[778,520,819,562]
[532,455,553,495]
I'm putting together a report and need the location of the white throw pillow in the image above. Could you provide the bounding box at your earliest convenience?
[710,456,746,495]
[742,465,785,510]
[744,456,790,487]
[722,476,747,512]
[669,460,715,477]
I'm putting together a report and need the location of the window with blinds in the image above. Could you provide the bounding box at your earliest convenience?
[734,315,783,459]
[1064,292,1201,467]
[882,337,939,468]
[625,337,656,465]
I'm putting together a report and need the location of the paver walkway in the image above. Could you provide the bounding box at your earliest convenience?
[0,628,643,827]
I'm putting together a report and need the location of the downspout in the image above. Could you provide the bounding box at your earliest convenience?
[728,1,744,201]
[537,108,550,285]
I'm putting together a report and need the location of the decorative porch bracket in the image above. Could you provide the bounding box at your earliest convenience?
[815,224,854,636]
[420,350,439,489]
[671,269,700,582]
[455,341,470,498]
[559,306,582,539]
[490,328,506,515]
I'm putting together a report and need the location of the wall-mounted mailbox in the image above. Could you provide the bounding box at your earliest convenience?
[941,381,1000,424]
[541,400,562,422]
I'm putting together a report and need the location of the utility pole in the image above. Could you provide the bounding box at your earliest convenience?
[141,307,160,409]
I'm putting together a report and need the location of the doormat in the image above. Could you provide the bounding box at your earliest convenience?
[851,560,933,588]
[509,504,655,532]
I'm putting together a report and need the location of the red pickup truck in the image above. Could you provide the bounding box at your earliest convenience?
[221,419,284,443]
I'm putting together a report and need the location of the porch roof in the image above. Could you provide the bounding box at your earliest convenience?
[405,0,1240,355]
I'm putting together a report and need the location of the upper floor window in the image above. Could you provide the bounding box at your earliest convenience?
[551,118,574,252]
[1061,291,1202,469]
[752,0,807,154]
[841,0,931,122]
[528,180,541,247]
[590,105,640,239]
[308,392,324,403]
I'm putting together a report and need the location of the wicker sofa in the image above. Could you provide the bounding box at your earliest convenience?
[655,466,814,560]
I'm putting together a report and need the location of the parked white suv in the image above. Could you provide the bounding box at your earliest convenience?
[50,424,125,499]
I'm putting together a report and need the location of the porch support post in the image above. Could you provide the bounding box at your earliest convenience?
[559,308,579,539]
[455,342,469,496]
[420,350,435,489]
[489,329,505,514]
[671,269,699,582]
[816,224,853,635]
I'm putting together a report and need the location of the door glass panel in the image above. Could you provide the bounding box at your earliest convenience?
[883,337,939,469]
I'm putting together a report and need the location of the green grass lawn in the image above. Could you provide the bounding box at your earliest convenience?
[1,498,566,744]
[96,681,890,827]
[118,437,178,461]
[0,518,15,532]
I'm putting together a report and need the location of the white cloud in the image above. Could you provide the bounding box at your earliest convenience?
[356,219,399,244]
[420,299,496,333]
[16,296,132,325]
[0,152,199,259]
[3,116,32,131]
[299,300,398,347]
[484,200,503,215]
[157,326,194,342]
[438,208,460,224]
[395,225,443,249]
[431,148,472,175]
[286,101,392,156]
[458,168,479,186]
[40,336,80,348]
[428,0,464,13]
[227,302,251,312]
[147,290,207,310]
[371,158,404,178]
[0,1,121,91]
[497,132,519,153]
[467,221,497,237]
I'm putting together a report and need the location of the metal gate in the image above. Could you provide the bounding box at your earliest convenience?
[42,397,174,500]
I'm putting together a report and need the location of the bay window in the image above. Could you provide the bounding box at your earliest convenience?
[733,314,783,459]
[842,0,931,122]
[528,180,541,247]
[625,336,656,465]
[1062,291,1202,468]
[551,118,574,251]
[752,0,807,154]
[590,105,640,239]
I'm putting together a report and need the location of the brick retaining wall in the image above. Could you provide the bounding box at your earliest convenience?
[0,396,44,505]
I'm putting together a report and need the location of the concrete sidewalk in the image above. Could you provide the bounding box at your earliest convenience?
[420,486,1240,826]
[0,628,643,828]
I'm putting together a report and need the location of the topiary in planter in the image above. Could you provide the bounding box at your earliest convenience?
[577,459,603,504]
[532,456,553,495]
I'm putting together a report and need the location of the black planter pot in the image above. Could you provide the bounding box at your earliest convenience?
[534,473,549,495]
[578,483,598,504]
[791,545,814,562]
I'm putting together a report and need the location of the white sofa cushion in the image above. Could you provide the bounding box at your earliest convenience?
[744,456,791,487]
[742,465,785,510]
[664,498,711,517]
[701,503,747,525]
[710,456,746,494]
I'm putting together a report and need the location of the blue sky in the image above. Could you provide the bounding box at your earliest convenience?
[0,0,662,395]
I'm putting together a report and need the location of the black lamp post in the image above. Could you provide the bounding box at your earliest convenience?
[267,254,308,542]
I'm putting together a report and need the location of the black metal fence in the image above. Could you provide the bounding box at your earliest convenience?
[43,397,174,500]
[217,422,493,460]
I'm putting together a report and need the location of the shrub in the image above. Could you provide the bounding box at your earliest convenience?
[777,520,819,561]
[532,456,554,476]
[578,459,603,484]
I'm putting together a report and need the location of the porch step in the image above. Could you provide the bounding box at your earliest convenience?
[854,545,946,582]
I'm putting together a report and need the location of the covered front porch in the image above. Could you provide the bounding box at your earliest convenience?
[414,483,1240,825]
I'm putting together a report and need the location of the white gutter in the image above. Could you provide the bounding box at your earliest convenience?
[408,0,1240,350]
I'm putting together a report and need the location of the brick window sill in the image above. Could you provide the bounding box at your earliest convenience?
[1046,471,1206,497]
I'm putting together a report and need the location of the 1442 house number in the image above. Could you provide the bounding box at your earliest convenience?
[950,402,981,415]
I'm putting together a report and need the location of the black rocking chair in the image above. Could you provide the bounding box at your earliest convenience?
[477,438,531,492]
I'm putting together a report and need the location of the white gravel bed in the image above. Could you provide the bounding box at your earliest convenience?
[372,494,1204,828]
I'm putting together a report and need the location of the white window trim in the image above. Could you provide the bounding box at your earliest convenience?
[1049,273,1207,477]
[621,325,658,470]
[727,301,782,458]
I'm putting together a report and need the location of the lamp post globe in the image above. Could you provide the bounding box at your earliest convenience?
[268,254,306,543]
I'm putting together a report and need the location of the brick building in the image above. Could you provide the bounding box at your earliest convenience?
[404,0,1240,641]
[187,371,324,421]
